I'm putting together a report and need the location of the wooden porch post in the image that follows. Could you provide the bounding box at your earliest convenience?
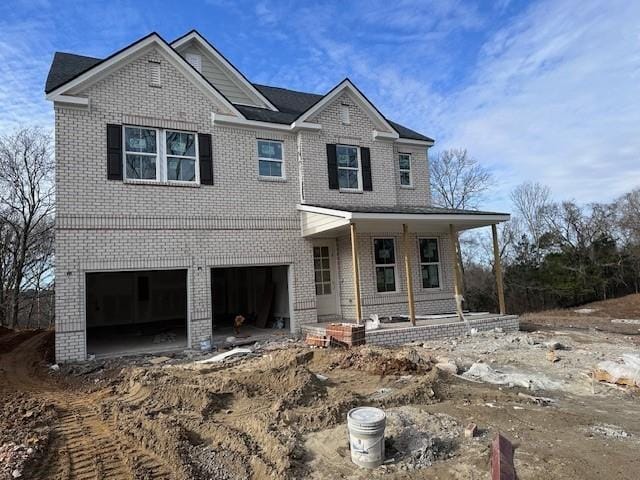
[350,222,362,324]
[402,224,416,326]
[491,224,506,314]
[449,224,464,321]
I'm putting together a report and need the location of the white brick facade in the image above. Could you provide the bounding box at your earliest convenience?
[53,44,458,362]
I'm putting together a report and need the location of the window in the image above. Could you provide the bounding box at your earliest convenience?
[419,238,441,289]
[123,126,198,184]
[374,238,397,293]
[399,153,412,186]
[166,131,197,182]
[313,246,332,295]
[337,145,361,190]
[257,140,283,177]
[124,126,158,180]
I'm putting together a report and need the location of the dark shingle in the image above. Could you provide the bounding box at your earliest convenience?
[45,52,101,93]
[45,52,435,142]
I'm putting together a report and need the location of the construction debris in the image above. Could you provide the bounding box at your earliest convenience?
[464,423,478,438]
[546,350,560,363]
[593,353,640,388]
[305,334,328,348]
[463,362,563,391]
[491,433,516,480]
[194,347,252,364]
[517,392,556,406]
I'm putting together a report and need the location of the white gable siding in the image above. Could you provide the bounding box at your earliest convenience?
[179,43,261,107]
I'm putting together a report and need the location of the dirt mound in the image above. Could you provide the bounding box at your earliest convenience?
[336,347,433,376]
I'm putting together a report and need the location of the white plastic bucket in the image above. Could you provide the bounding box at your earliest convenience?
[347,407,386,468]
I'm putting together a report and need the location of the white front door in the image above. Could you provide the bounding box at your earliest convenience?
[313,242,338,318]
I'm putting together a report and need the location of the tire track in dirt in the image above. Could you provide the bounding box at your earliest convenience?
[1,331,177,480]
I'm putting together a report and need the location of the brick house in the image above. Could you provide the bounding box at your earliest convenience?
[45,31,510,362]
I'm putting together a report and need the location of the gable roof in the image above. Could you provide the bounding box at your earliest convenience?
[45,34,434,143]
[171,30,277,111]
[45,32,243,116]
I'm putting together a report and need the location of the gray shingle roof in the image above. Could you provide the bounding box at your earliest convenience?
[304,204,509,216]
[45,52,434,142]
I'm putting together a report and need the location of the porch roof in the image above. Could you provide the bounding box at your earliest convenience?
[297,204,510,237]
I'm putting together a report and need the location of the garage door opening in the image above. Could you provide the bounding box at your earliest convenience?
[211,266,290,337]
[86,269,188,357]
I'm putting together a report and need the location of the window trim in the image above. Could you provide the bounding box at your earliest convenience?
[337,144,362,192]
[372,237,399,294]
[398,152,412,187]
[123,125,161,183]
[418,237,442,290]
[257,138,286,179]
[164,129,200,185]
[122,125,200,185]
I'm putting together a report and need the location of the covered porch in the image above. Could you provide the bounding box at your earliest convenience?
[299,204,511,326]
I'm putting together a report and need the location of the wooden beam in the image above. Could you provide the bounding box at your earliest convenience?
[491,433,516,480]
[449,224,464,321]
[402,223,416,326]
[350,223,362,324]
[492,224,506,315]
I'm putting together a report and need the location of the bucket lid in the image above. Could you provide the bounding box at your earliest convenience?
[347,407,386,428]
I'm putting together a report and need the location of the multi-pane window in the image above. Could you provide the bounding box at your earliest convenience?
[337,145,361,190]
[124,126,198,183]
[258,140,283,177]
[399,153,412,186]
[166,131,197,182]
[313,246,332,295]
[374,238,397,293]
[419,238,440,288]
[124,127,158,180]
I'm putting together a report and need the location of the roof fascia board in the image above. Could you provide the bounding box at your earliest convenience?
[51,94,90,106]
[295,79,396,133]
[45,33,243,117]
[171,31,278,112]
[296,204,353,219]
[396,137,434,147]
[212,112,322,132]
[350,212,511,223]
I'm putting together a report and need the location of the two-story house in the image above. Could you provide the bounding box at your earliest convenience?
[46,31,510,362]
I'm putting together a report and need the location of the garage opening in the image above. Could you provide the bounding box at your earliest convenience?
[86,269,188,357]
[211,266,290,338]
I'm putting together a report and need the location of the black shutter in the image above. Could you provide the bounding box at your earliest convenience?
[106,124,122,180]
[326,144,338,189]
[361,147,372,191]
[198,133,213,185]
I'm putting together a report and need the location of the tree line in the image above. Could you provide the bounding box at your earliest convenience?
[430,149,640,314]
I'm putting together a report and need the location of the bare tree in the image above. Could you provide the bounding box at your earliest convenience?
[430,148,493,210]
[510,182,551,250]
[0,127,54,328]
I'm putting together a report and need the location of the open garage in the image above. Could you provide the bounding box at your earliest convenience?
[211,265,290,336]
[85,269,188,357]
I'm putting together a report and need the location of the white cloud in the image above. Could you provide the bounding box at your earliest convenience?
[432,1,640,209]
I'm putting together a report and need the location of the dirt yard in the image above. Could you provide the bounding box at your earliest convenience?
[521,293,640,334]
[1,323,639,479]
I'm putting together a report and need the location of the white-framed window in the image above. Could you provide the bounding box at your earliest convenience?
[123,126,199,184]
[257,139,284,178]
[399,153,412,187]
[373,238,397,293]
[124,126,159,181]
[337,144,361,190]
[419,238,441,289]
[165,130,198,182]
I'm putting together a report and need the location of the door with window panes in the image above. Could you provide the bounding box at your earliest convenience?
[313,242,338,317]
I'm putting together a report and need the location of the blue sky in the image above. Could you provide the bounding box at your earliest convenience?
[1,0,639,211]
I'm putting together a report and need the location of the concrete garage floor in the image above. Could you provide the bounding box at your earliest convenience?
[87,325,187,358]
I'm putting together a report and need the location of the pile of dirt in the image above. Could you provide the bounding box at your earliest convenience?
[335,347,433,375]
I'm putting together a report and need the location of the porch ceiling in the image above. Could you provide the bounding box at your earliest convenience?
[298,204,510,237]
